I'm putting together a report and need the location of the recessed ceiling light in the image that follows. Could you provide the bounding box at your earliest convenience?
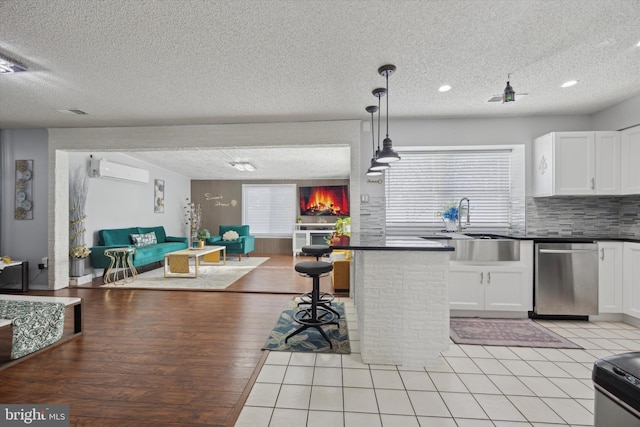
[561,80,579,88]
[637,40,640,47]
[0,53,27,74]
[230,162,255,172]
[438,85,452,92]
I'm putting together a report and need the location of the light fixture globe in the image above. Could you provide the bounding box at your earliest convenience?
[366,168,383,176]
[376,137,401,163]
[369,156,389,171]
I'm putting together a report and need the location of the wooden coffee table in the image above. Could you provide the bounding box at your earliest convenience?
[163,246,226,278]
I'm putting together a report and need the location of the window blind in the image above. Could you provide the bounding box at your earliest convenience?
[242,184,296,236]
[385,149,512,230]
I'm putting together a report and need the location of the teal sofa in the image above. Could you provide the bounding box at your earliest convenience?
[206,225,255,260]
[90,226,188,269]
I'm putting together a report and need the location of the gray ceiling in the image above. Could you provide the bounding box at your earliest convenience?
[1,0,639,179]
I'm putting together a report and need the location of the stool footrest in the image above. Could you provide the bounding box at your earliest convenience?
[293,307,336,325]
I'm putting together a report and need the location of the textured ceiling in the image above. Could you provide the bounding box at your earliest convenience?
[127,145,352,180]
[1,0,639,179]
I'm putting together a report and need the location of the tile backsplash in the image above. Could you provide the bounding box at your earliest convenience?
[526,195,640,238]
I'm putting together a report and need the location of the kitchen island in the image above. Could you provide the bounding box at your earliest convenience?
[331,234,454,367]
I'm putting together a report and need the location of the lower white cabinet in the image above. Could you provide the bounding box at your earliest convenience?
[598,241,623,313]
[623,242,640,318]
[449,241,533,312]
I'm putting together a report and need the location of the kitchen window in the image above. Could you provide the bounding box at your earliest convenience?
[385,148,516,234]
[242,184,296,237]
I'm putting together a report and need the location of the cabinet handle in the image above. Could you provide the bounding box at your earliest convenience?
[601,248,605,261]
[487,272,491,284]
[591,178,595,189]
[480,272,483,284]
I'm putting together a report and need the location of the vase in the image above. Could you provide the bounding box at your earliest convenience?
[70,257,85,277]
[443,218,458,232]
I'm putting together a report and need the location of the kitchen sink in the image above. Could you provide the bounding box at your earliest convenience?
[448,238,520,262]
[420,234,520,262]
[462,233,504,240]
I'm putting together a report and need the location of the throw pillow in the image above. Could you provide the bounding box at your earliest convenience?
[222,230,239,241]
[130,231,157,247]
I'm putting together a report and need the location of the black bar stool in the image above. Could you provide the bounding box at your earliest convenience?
[301,244,332,260]
[299,245,339,318]
[285,261,338,348]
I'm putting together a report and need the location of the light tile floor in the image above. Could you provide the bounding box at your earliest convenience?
[236,298,640,426]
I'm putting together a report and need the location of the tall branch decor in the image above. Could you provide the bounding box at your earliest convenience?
[70,166,90,275]
[184,198,202,247]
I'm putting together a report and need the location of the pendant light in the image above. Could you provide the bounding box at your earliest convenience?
[365,105,383,176]
[502,73,515,103]
[371,87,389,171]
[376,64,401,163]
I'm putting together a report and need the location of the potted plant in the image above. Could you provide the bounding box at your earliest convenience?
[197,228,210,248]
[325,216,351,245]
[437,202,466,232]
[296,215,303,224]
[335,216,351,237]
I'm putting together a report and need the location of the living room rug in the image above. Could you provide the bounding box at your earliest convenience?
[263,300,350,354]
[100,257,269,291]
[450,318,582,349]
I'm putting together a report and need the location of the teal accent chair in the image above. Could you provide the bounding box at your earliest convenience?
[206,225,255,260]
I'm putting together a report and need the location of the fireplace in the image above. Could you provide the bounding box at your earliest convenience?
[299,185,349,216]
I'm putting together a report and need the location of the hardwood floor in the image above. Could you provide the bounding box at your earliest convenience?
[0,254,342,426]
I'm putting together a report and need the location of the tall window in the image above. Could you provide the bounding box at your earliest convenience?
[242,184,296,237]
[385,149,512,233]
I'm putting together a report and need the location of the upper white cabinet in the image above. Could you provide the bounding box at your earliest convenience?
[533,131,621,197]
[621,126,640,194]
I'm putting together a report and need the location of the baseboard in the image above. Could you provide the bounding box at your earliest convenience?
[590,313,624,322]
[623,314,640,328]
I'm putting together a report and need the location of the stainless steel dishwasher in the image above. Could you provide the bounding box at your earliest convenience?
[534,242,599,317]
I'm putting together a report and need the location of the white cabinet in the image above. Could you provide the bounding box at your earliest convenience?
[598,241,623,313]
[533,131,620,197]
[621,126,640,194]
[449,241,533,312]
[623,243,640,319]
[292,223,335,255]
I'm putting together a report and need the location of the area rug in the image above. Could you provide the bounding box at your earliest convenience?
[100,257,269,290]
[263,300,350,354]
[450,318,583,349]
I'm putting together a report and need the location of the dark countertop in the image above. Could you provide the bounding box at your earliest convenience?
[330,234,455,252]
[417,231,640,244]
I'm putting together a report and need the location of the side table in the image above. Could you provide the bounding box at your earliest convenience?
[104,248,137,285]
[0,261,29,293]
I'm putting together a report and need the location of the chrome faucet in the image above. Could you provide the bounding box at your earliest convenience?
[457,197,470,232]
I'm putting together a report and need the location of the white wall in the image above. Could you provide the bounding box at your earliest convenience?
[359,115,594,198]
[592,94,640,131]
[68,152,191,276]
[0,129,49,289]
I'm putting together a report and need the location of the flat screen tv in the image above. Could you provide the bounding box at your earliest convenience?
[299,185,349,216]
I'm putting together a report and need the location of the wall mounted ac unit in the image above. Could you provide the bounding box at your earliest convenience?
[89,158,150,184]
